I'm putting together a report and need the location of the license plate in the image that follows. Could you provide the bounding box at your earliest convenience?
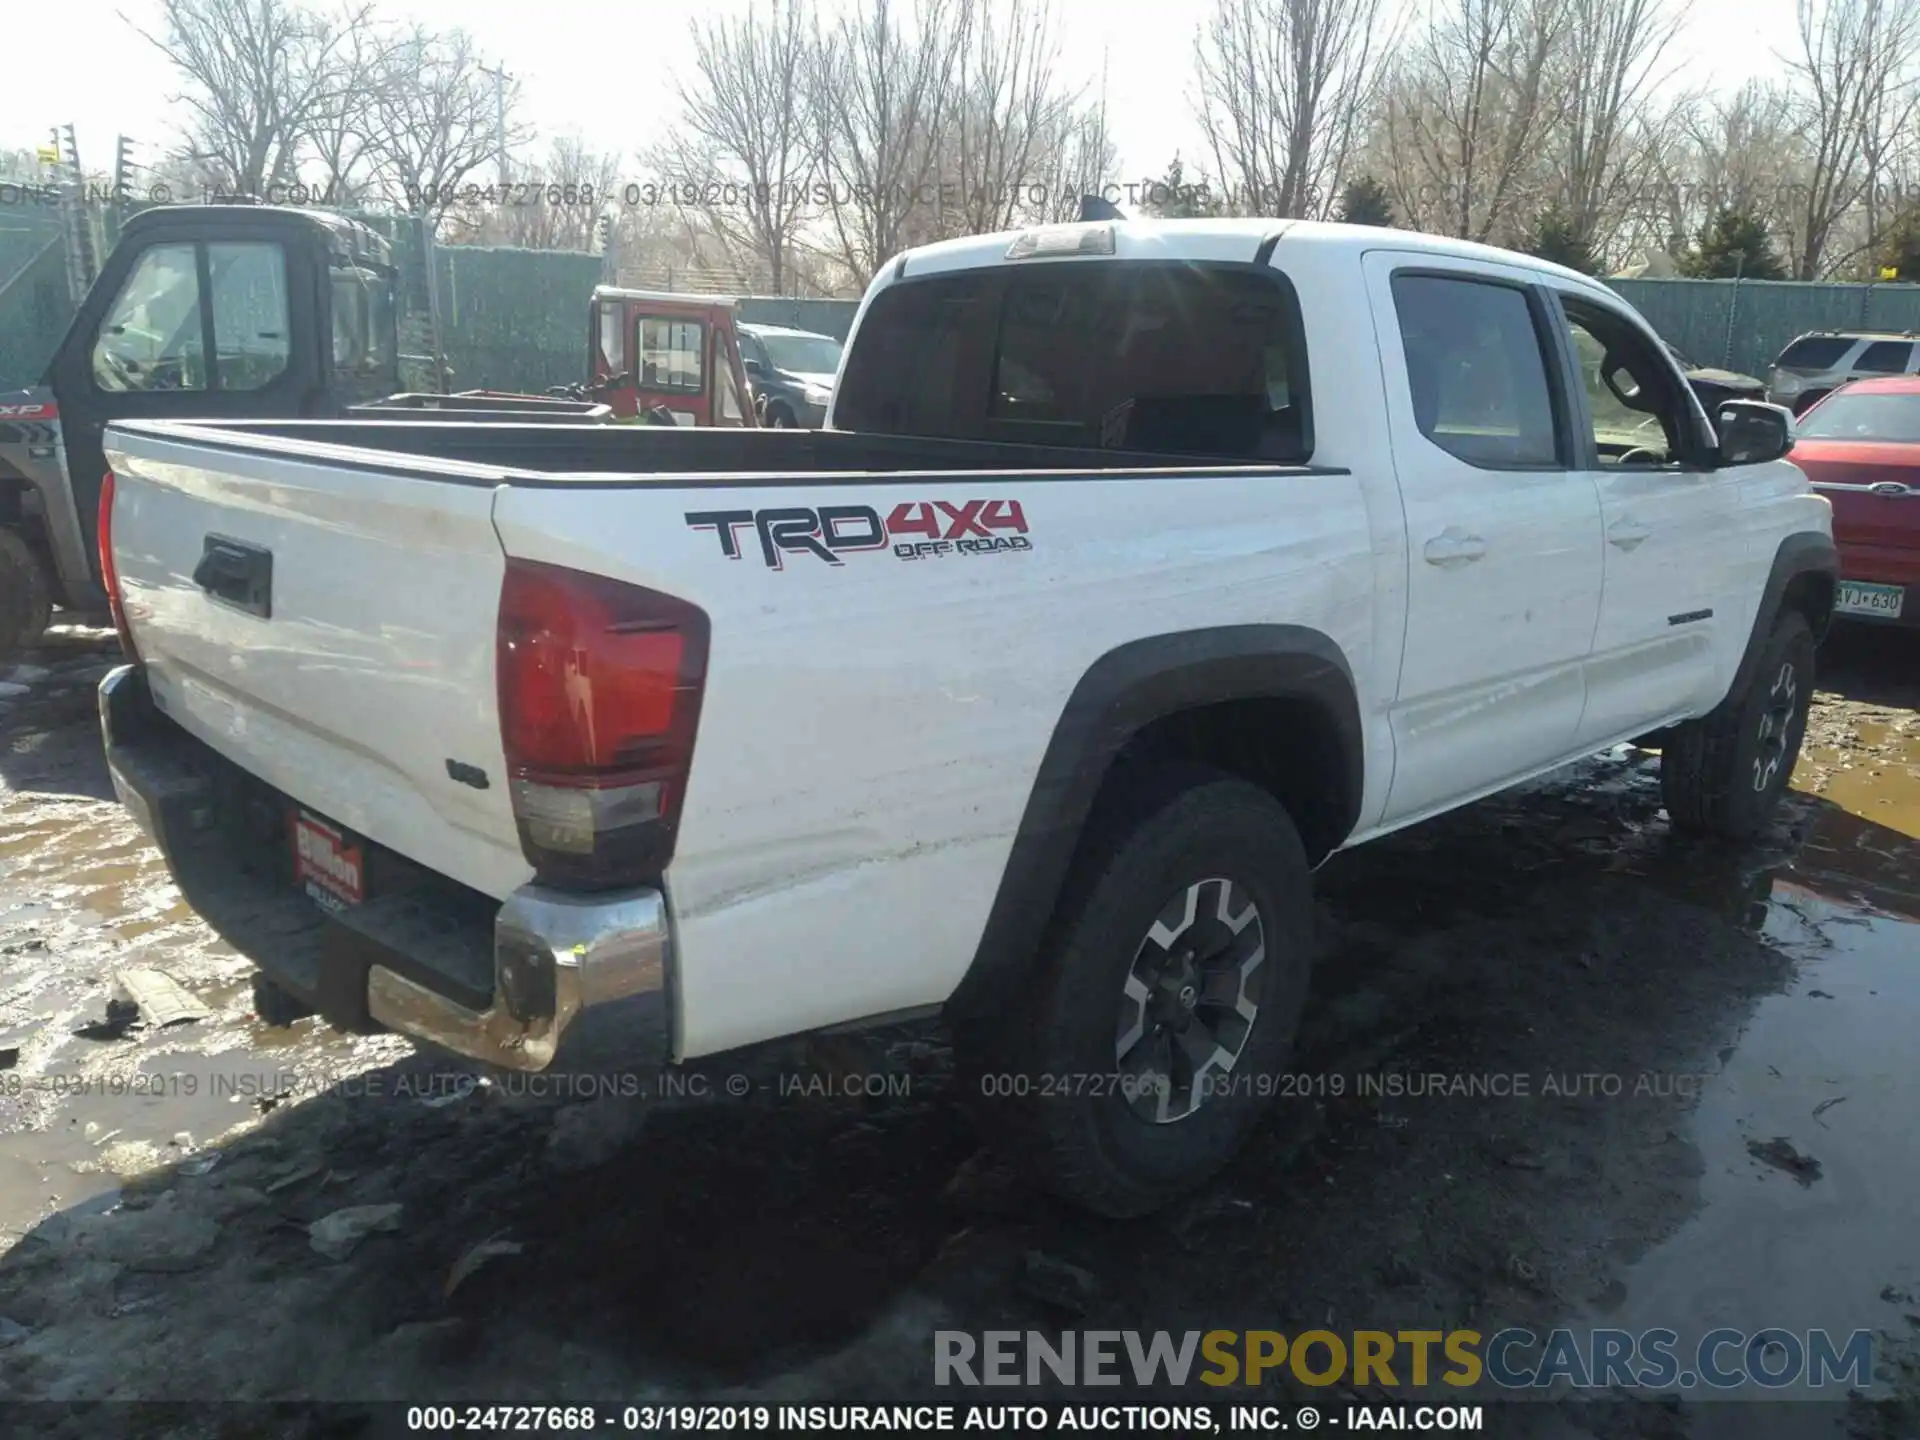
[1835,581,1906,619]
[290,809,365,910]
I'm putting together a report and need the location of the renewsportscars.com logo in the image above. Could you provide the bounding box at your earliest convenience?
[686,500,1031,569]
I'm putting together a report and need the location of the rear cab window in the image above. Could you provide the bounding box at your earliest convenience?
[833,259,1312,463]
[1853,340,1916,374]
[1389,272,1563,469]
[1776,336,1856,371]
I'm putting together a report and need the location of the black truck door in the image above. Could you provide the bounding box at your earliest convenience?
[48,214,327,576]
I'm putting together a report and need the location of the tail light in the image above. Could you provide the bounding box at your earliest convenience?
[98,471,138,661]
[496,558,709,890]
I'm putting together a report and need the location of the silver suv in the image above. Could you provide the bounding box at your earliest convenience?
[1768,331,1920,414]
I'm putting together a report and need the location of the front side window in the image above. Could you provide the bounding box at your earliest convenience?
[1559,303,1692,464]
[715,338,745,422]
[759,332,842,375]
[637,318,704,394]
[92,243,206,393]
[1391,273,1560,468]
[207,242,290,391]
[598,302,628,377]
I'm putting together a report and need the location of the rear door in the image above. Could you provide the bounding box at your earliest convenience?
[1549,287,1744,744]
[1362,254,1604,824]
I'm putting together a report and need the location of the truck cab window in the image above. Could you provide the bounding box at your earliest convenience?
[92,243,206,393]
[1392,273,1560,468]
[208,242,291,391]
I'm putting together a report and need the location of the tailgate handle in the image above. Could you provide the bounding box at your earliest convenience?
[193,537,272,619]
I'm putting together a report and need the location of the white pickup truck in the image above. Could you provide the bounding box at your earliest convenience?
[96,219,1835,1216]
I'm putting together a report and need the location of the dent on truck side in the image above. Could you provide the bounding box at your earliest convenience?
[944,624,1363,1022]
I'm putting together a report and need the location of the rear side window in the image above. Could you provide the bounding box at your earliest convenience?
[833,261,1311,461]
[1776,336,1854,370]
[1390,273,1561,468]
[1854,340,1915,373]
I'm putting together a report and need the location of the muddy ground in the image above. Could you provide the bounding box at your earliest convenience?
[0,623,1916,1438]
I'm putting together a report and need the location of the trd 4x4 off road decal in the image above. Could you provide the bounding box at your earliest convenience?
[686,500,1031,570]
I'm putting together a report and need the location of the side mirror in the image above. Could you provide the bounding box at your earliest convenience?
[1716,400,1795,466]
[741,357,763,377]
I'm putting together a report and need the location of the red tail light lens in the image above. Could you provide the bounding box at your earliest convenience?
[98,471,138,661]
[496,558,709,889]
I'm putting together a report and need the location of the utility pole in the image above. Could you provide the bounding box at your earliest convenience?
[479,64,512,189]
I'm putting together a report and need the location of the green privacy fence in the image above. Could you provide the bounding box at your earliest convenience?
[0,235,68,394]
[1607,278,1920,377]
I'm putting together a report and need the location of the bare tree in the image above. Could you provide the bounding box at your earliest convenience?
[809,0,969,287]
[136,0,364,194]
[1377,0,1570,245]
[939,0,1079,233]
[482,137,622,251]
[1193,0,1395,219]
[1784,0,1920,279]
[670,0,816,293]
[1545,0,1687,263]
[1024,98,1120,224]
[299,7,396,206]
[362,25,529,224]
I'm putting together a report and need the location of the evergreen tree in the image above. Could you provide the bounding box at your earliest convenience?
[1681,208,1787,280]
[1337,175,1394,227]
[1526,206,1595,273]
[1144,155,1222,218]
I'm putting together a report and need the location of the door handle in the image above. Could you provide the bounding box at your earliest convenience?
[1608,520,1653,551]
[1423,529,1487,567]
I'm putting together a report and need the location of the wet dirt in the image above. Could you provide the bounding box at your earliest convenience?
[0,623,1915,1437]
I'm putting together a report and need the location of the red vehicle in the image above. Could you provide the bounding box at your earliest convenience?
[1791,375,1920,626]
[587,288,756,426]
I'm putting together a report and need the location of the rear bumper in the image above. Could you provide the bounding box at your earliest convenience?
[99,664,674,1073]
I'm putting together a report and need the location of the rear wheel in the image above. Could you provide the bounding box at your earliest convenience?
[961,768,1313,1217]
[0,527,53,661]
[1662,608,1816,839]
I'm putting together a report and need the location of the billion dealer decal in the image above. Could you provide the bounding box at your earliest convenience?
[686,500,1032,570]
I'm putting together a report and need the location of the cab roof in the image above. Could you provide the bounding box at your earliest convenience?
[882,216,1600,290]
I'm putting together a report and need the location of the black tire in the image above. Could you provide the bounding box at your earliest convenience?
[1662,608,1816,840]
[0,528,53,660]
[766,405,795,429]
[960,767,1314,1217]
[251,972,316,1028]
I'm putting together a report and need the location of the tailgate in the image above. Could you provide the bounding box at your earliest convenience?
[105,424,531,900]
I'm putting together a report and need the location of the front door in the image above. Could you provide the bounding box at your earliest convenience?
[1363,254,1605,825]
[1549,289,1743,746]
